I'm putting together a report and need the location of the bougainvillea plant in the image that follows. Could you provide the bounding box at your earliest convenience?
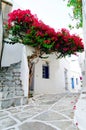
[4,9,84,97]
[4,9,84,59]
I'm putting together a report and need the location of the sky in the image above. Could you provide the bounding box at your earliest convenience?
[7,0,83,36]
[8,0,73,31]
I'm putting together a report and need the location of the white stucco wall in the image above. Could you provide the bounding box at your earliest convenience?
[34,58,66,95]
[82,0,86,89]
[70,60,82,92]
[70,71,82,92]
[24,47,81,96]
[32,54,81,95]
[1,43,23,67]
[21,45,29,97]
[74,1,86,130]
[1,43,29,97]
[25,47,70,95]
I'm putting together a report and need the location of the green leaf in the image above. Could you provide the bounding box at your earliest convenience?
[42,44,53,49]
[63,0,82,29]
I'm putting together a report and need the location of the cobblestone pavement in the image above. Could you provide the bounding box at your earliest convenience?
[0,93,80,130]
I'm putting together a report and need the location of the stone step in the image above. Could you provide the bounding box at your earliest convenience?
[0,61,28,109]
[0,96,28,109]
[0,89,24,99]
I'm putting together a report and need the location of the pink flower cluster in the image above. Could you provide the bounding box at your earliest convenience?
[6,9,84,57]
[8,9,34,25]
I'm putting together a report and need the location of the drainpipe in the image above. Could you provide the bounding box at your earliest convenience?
[0,0,4,68]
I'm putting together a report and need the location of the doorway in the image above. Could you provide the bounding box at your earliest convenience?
[29,63,35,97]
[71,78,74,89]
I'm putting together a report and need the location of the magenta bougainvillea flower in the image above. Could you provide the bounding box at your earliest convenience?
[5,9,84,58]
[76,122,78,126]
[73,105,77,110]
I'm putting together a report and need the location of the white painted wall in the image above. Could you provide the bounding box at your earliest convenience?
[31,54,82,95]
[82,0,86,89]
[70,71,82,92]
[25,47,70,95]
[1,43,29,97]
[34,58,65,95]
[74,2,86,130]
[21,45,29,97]
[1,43,23,67]
[70,60,82,92]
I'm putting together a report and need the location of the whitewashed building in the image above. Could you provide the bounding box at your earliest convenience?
[32,54,82,95]
[73,1,86,130]
[82,0,86,89]
[2,42,82,96]
[0,0,83,107]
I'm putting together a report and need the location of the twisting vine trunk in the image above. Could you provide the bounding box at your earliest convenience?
[27,48,40,97]
[28,61,34,97]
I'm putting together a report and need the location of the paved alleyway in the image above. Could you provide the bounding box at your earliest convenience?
[0,93,80,130]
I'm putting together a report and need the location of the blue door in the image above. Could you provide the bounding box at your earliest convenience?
[71,78,74,89]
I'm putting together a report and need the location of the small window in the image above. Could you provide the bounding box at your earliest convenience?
[42,64,49,79]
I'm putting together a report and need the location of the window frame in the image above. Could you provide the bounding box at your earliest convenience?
[42,63,49,79]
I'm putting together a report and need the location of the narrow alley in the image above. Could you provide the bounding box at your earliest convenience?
[0,93,80,130]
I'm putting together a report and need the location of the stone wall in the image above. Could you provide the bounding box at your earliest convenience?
[2,0,12,23]
[0,61,28,109]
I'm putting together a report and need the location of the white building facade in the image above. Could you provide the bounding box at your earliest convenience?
[2,43,82,97]
[82,0,86,89]
[1,0,83,99]
[33,55,82,95]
